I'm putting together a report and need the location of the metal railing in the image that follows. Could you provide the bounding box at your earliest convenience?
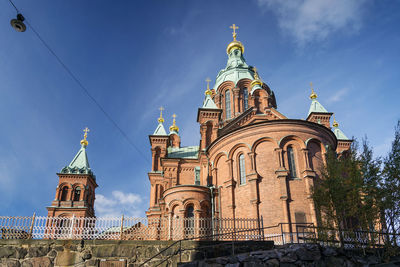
[295,224,400,248]
[0,215,262,241]
[142,223,400,266]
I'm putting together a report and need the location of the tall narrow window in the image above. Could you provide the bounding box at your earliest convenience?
[239,154,246,184]
[185,205,195,237]
[225,90,231,119]
[74,187,81,201]
[61,186,68,201]
[287,146,297,178]
[243,88,248,110]
[194,167,200,185]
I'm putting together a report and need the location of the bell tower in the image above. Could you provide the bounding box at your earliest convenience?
[47,128,98,218]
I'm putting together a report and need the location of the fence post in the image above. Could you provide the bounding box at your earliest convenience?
[120,215,124,240]
[70,215,75,239]
[179,240,182,263]
[261,216,265,241]
[28,213,36,239]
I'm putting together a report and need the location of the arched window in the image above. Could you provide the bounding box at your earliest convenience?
[225,90,231,119]
[61,186,68,201]
[185,205,195,237]
[287,146,297,178]
[243,88,248,110]
[239,154,246,184]
[74,187,81,201]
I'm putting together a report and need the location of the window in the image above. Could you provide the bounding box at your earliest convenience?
[287,146,297,178]
[239,154,246,185]
[225,90,231,119]
[185,205,195,236]
[74,187,81,201]
[194,167,200,185]
[295,212,306,224]
[61,187,68,201]
[243,88,248,110]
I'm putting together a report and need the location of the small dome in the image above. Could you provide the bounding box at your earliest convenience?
[227,40,244,55]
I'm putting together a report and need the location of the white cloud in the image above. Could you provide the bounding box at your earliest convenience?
[95,190,143,217]
[258,0,366,45]
[329,87,348,102]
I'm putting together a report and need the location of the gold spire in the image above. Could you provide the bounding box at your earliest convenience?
[251,66,262,88]
[80,127,90,146]
[169,114,179,133]
[227,24,244,54]
[158,106,165,123]
[332,114,339,128]
[205,78,212,96]
[309,82,317,100]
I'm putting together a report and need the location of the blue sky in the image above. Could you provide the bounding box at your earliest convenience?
[0,0,399,217]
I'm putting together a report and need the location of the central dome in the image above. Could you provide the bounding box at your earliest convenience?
[226,40,244,54]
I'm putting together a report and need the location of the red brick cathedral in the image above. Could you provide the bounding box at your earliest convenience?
[146,25,352,227]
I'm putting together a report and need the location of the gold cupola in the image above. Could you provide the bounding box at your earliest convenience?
[250,66,263,88]
[169,114,179,133]
[226,24,244,54]
[332,114,339,128]
[309,82,318,100]
[80,127,90,147]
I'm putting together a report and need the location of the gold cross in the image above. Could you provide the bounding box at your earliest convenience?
[310,82,313,89]
[83,127,90,140]
[230,24,239,41]
[172,114,177,120]
[158,106,165,123]
[205,78,211,90]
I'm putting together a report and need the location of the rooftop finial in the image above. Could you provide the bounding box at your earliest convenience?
[253,67,260,79]
[226,24,244,54]
[250,66,262,88]
[80,127,90,147]
[205,78,212,96]
[310,82,317,100]
[333,114,339,128]
[230,24,239,41]
[169,114,179,133]
[158,106,165,123]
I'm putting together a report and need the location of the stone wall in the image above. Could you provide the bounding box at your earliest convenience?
[179,243,400,267]
[0,239,273,266]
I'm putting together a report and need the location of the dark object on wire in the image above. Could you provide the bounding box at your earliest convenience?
[10,13,26,32]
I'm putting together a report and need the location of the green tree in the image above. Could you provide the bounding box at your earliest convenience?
[358,137,383,231]
[312,140,384,247]
[312,143,364,247]
[382,120,400,245]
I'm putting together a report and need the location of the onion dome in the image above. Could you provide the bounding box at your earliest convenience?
[169,114,179,134]
[226,24,244,54]
[250,66,263,92]
[80,127,89,147]
[310,82,318,100]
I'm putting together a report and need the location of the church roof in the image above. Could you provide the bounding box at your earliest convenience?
[308,99,328,115]
[153,122,167,135]
[167,146,199,159]
[213,53,255,92]
[60,144,93,175]
[202,94,218,109]
[333,127,350,140]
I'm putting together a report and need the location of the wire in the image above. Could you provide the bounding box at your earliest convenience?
[7,0,150,163]
[7,0,18,12]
